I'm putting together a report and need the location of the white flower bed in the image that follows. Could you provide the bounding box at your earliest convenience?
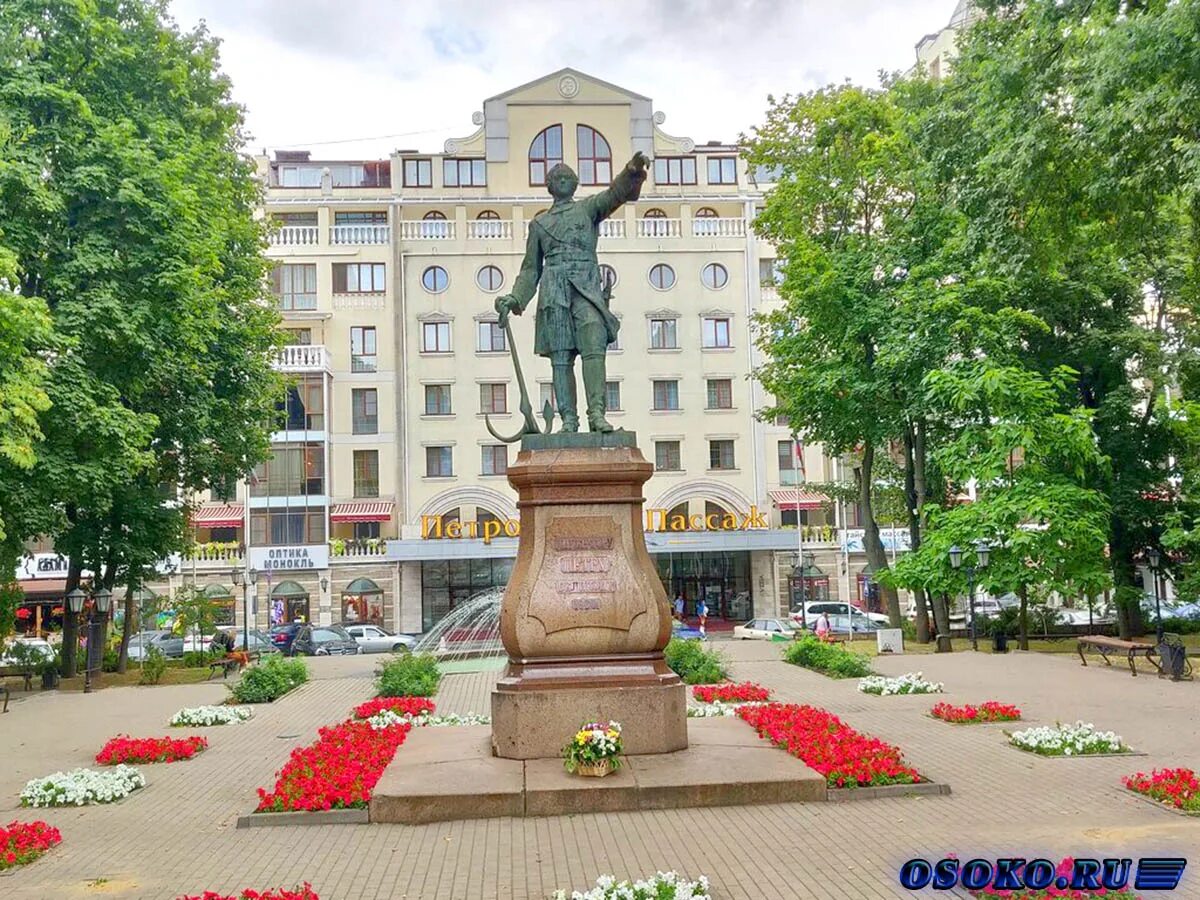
[1009,721,1127,756]
[21,765,146,807]
[368,709,492,730]
[170,705,253,727]
[686,701,769,718]
[553,871,709,900]
[858,672,944,696]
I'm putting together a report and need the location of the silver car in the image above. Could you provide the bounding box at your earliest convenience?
[341,623,416,654]
[126,630,184,659]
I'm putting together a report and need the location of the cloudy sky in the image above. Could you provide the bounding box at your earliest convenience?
[169,0,953,159]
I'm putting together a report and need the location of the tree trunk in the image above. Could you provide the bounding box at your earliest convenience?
[931,592,952,650]
[1109,519,1145,638]
[116,582,135,674]
[61,556,82,677]
[903,423,930,642]
[1018,582,1030,651]
[857,443,901,626]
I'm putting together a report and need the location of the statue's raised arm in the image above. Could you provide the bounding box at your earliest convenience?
[586,152,650,223]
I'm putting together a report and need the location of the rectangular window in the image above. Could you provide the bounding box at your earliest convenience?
[707,157,737,185]
[350,326,377,372]
[479,383,507,414]
[250,510,325,545]
[332,262,385,294]
[285,327,313,346]
[779,439,800,485]
[605,381,621,411]
[476,320,507,352]
[709,439,736,470]
[328,162,389,188]
[272,263,317,311]
[277,211,318,226]
[442,158,487,187]
[706,378,733,409]
[353,449,379,498]
[334,211,387,224]
[276,375,324,430]
[351,388,378,434]
[422,321,451,353]
[250,444,324,497]
[539,382,556,414]
[403,158,432,187]
[702,317,732,348]
[653,156,697,185]
[652,380,679,411]
[277,165,322,188]
[759,257,784,285]
[481,445,508,476]
[425,446,453,478]
[354,520,381,540]
[649,318,678,350]
[655,440,681,471]
[424,384,451,416]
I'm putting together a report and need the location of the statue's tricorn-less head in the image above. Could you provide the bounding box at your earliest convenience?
[546,163,579,200]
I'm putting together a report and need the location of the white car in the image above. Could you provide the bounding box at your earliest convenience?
[0,637,55,666]
[792,601,890,627]
[733,618,802,641]
[342,623,417,654]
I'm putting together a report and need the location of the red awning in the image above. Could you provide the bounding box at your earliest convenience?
[768,488,828,511]
[190,503,244,528]
[331,501,395,523]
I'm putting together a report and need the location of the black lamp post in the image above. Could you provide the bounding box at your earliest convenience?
[1147,548,1163,643]
[949,540,990,651]
[231,566,258,652]
[65,588,86,678]
[83,587,112,693]
[792,558,807,630]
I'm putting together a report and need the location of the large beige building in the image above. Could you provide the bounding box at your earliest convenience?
[915,1,980,78]
[24,70,897,636]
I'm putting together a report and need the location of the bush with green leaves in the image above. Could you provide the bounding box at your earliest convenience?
[663,638,727,685]
[783,635,873,678]
[375,653,441,698]
[229,655,308,703]
[182,648,222,668]
[139,646,168,685]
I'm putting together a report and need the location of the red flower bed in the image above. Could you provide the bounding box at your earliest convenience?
[1,820,62,870]
[692,682,771,704]
[737,703,922,788]
[930,701,1022,724]
[352,696,436,720]
[177,885,318,900]
[969,857,1139,897]
[256,719,411,812]
[96,735,208,765]
[1124,767,1200,811]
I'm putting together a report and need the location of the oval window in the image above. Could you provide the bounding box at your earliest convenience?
[702,263,729,290]
[599,264,618,291]
[422,265,449,293]
[648,263,676,291]
[476,265,504,292]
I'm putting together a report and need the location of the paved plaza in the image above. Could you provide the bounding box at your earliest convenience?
[1,642,1198,899]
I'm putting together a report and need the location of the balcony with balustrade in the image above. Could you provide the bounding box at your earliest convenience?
[330,224,390,245]
[274,344,331,373]
[269,226,319,247]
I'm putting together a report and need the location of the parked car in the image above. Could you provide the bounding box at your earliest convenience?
[216,630,280,654]
[290,624,362,656]
[792,601,890,627]
[805,613,881,635]
[126,630,184,660]
[341,623,416,654]
[268,623,304,655]
[0,637,55,666]
[732,618,802,641]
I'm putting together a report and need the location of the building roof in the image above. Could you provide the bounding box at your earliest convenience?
[484,67,650,104]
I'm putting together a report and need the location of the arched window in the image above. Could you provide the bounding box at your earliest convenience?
[643,207,669,238]
[270,580,310,626]
[576,125,612,185]
[648,263,676,291]
[202,583,235,627]
[644,208,667,218]
[342,577,384,626]
[471,210,503,239]
[476,265,504,292]
[421,209,449,239]
[422,265,449,293]
[528,124,563,186]
[701,262,729,290]
[705,501,730,520]
[476,210,500,219]
[694,206,720,236]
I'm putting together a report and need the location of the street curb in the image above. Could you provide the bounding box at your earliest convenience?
[236,808,369,828]
[826,781,951,802]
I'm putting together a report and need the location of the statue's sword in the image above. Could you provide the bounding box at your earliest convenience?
[485,316,554,444]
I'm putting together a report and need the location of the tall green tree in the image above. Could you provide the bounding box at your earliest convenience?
[0,0,283,673]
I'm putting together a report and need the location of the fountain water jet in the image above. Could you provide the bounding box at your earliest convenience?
[413,589,506,673]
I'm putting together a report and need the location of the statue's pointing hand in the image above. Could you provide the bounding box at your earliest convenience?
[495,294,521,328]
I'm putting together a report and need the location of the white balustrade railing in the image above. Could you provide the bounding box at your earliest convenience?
[760,284,780,301]
[692,217,747,238]
[185,543,242,563]
[599,219,625,238]
[333,295,386,310]
[399,220,456,240]
[467,220,513,240]
[330,539,388,558]
[330,224,390,245]
[269,226,319,246]
[637,218,683,239]
[274,344,330,372]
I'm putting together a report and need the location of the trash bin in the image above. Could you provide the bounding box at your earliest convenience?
[992,632,1009,653]
[1157,641,1188,680]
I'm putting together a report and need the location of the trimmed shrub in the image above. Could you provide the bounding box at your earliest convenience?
[783,635,873,678]
[664,638,727,684]
[139,647,168,685]
[229,655,308,703]
[375,653,441,698]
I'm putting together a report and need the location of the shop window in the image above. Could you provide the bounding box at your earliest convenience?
[342,577,384,626]
[250,510,325,546]
[421,557,513,631]
[271,581,311,626]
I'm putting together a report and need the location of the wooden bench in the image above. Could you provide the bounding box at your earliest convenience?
[207,651,261,681]
[1077,635,1155,676]
[0,666,34,692]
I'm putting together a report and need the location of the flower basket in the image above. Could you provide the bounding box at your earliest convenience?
[562,720,623,775]
[575,760,613,778]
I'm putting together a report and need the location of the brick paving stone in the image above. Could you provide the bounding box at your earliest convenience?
[1,646,1198,899]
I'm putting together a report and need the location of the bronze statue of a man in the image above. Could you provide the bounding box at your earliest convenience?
[495,151,648,433]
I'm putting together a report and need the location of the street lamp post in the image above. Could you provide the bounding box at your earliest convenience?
[65,588,86,679]
[231,566,257,653]
[1147,548,1163,643]
[81,588,112,693]
[949,540,990,652]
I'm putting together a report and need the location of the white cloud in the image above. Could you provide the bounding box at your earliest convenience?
[169,0,954,159]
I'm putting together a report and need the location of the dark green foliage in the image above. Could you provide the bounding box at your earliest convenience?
[1159,617,1200,636]
[663,638,727,685]
[101,647,119,672]
[229,655,308,703]
[783,635,874,679]
[182,649,221,668]
[138,646,167,685]
[375,653,441,698]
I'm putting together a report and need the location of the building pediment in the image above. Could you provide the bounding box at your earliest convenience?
[485,68,650,106]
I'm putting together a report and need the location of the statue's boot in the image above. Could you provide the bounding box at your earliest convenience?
[582,357,614,432]
[553,363,579,432]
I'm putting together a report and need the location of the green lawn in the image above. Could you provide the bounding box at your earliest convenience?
[856,633,1200,656]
